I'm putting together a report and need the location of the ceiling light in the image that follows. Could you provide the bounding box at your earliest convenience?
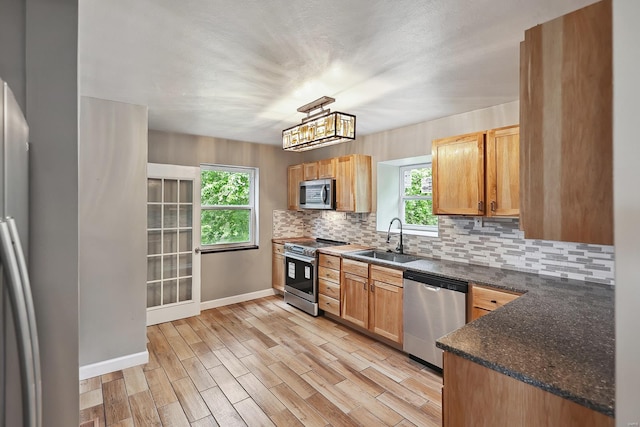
[282,96,356,152]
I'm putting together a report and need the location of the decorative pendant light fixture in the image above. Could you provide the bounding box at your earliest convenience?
[282,96,356,151]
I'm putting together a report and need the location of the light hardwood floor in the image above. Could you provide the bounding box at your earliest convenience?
[79,295,443,426]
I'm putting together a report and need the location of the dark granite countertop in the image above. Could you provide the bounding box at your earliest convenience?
[342,251,615,417]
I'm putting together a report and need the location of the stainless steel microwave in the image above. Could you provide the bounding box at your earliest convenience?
[299,179,336,210]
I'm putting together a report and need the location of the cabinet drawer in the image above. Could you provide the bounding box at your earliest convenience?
[319,279,340,300]
[342,258,368,277]
[370,264,403,287]
[273,243,285,255]
[471,306,492,321]
[473,285,520,311]
[318,266,340,283]
[319,253,341,270]
[319,294,340,316]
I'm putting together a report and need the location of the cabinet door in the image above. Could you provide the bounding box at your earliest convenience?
[432,132,485,215]
[272,252,284,292]
[318,158,337,179]
[287,164,303,211]
[341,272,368,328]
[335,155,372,213]
[486,126,520,217]
[335,156,354,211]
[369,280,403,344]
[303,162,319,180]
[519,0,612,245]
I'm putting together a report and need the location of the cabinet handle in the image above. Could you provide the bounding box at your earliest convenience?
[491,299,497,304]
[363,282,366,290]
[371,283,375,293]
[491,201,496,212]
[478,201,484,212]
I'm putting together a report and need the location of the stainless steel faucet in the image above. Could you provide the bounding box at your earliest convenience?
[386,217,404,254]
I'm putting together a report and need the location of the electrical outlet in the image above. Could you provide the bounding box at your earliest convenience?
[474,217,483,227]
[628,422,639,427]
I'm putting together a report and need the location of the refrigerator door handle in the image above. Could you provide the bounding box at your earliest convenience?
[7,217,41,427]
[0,221,38,427]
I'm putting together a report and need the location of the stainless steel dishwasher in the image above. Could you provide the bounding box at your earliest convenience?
[403,270,468,370]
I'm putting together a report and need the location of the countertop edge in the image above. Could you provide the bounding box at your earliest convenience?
[436,341,614,418]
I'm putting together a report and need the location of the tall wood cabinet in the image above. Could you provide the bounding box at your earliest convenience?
[432,127,520,217]
[287,164,303,211]
[336,154,372,213]
[520,0,612,245]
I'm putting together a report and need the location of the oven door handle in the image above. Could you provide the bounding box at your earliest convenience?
[285,253,316,264]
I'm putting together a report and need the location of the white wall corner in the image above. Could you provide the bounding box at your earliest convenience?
[79,350,149,380]
[200,288,277,310]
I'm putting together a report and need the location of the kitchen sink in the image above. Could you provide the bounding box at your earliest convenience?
[351,250,422,264]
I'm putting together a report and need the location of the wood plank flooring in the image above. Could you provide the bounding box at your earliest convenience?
[79,295,442,426]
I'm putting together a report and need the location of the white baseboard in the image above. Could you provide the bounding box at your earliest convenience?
[200,288,277,310]
[79,350,149,380]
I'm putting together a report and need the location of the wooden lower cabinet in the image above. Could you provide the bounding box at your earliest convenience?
[341,271,368,328]
[443,352,613,427]
[469,283,521,321]
[340,260,403,345]
[369,265,403,345]
[272,243,285,292]
[318,253,341,316]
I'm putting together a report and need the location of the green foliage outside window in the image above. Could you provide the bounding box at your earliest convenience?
[201,169,252,245]
[402,166,438,227]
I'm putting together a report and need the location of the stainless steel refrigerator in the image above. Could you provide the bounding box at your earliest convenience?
[0,77,41,427]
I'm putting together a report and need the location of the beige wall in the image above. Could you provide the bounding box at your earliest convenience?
[301,101,519,207]
[148,130,302,301]
[614,0,640,423]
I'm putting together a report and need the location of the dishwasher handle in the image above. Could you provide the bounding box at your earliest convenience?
[403,270,468,293]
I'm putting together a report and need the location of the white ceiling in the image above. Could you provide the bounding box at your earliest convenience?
[79,0,595,146]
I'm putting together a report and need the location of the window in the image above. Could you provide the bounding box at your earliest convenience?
[200,164,258,251]
[399,164,438,231]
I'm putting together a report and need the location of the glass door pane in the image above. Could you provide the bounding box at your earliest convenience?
[147,177,194,309]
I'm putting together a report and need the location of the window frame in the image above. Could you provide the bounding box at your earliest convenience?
[200,164,259,252]
[399,163,438,233]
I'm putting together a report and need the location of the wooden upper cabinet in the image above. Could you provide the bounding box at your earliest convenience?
[287,164,303,211]
[335,154,372,213]
[432,132,485,215]
[317,158,337,179]
[303,162,318,180]
[520,0,612,245]
[486,125,520,217]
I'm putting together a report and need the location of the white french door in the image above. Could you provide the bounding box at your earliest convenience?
[146,163,201,325]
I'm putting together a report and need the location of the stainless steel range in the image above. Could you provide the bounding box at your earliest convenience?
[284,238,347,316]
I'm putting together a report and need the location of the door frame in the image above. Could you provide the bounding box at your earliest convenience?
[146,163,201,325]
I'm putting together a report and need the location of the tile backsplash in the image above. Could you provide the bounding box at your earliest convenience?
[272,210,615,286]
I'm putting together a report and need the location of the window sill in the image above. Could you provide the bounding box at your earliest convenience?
[199,245,259,254]
[384,229,439,238]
